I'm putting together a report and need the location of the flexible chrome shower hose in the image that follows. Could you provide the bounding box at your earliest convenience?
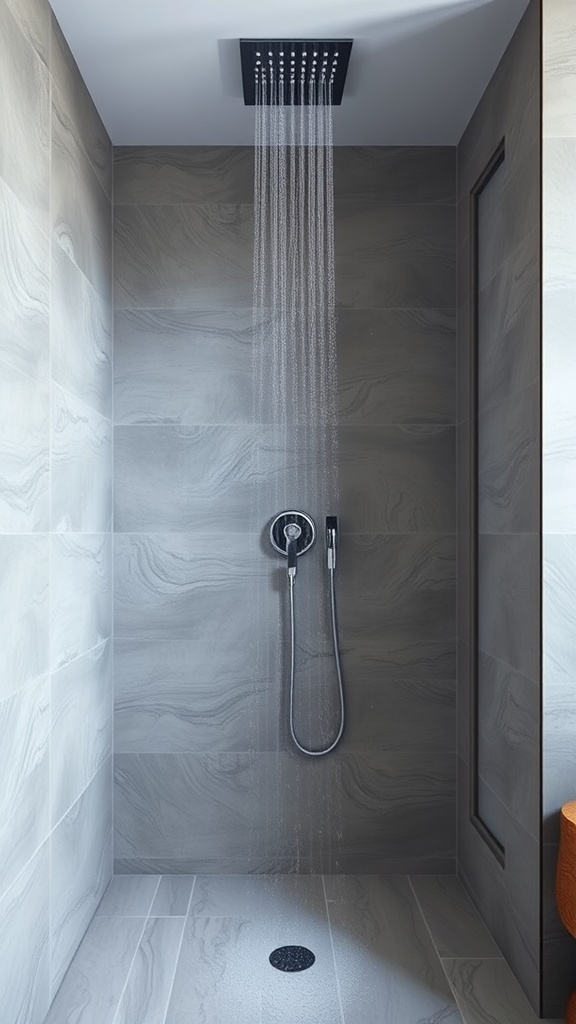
[288,567,345,756]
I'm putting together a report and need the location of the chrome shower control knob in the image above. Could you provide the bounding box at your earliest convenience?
[269,511,315,557]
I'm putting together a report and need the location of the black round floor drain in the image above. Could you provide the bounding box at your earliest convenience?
[269,945,315,972]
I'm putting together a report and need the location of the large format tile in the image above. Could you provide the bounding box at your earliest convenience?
[50,760,112,994]
[333,146,456,205]
[96,874,160,917]
[0,0,49,230]
[51,639,112,824]
[0,534,49,702]
[0,676,49,898]
[51,385,112,533]
[114,203,253,309]
[51,104,111,301]
[50,15,112,197]
[336,307,456,426]
[50,532,111,671]
[342,675,455,753]
[113,532,270,643]
[6,0,50,67]
[477,532,540,681]
[324,875,462,1024]
[115,917,186,1024]
[409,875,501,958]
[0,841,50,1024]
[334,202,455,309]
[477,651,539,839]
[150,875,194,917]
[0,178,49,384]
[338,533,456,648]
[114,146,254,205]
[0,363,49,532]
[51,243,112,418]
[43,915,145,1024]
[543,0,576,137]
[339,424,455,533]
[188,874,326,920]
[114,638,274,754]
[114,308,254,425]
[478,384,539,535]
[443,958,554,1024]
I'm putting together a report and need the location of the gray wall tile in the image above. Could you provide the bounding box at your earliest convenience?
[114,203,253,309]
[50,533,112,671]
[477,533,539,679]
[6,0,50,67]
[114,146,254,205]
[333,146,456,205]
[478,384,539,534]
[0,534,49,702]
[51,385,112,533]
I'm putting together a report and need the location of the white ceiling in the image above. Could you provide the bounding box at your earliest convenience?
[49,0,531,146]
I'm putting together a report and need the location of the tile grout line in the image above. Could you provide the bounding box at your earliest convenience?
[109,874,162,1024]
[321,874,346,1024]
[160,874,197,1024]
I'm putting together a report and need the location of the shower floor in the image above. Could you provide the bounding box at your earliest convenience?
[43,873,559,1024]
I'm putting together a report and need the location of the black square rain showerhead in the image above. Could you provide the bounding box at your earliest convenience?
[240,39,353,105]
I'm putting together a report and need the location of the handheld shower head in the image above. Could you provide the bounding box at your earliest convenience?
[326,516,338,571]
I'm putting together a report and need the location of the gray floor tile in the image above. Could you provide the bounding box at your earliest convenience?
[95,873,160,917]
[442,958,561,1024]
[188,874,327,921]
[150,875,195,917]
[409,875,501,958]
[114,917,186,1024]
[324,875,463,1024]
[43,916,146,1024]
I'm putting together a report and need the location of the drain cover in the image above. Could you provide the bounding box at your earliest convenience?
[269,946,315,972]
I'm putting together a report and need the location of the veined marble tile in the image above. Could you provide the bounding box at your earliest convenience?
[0,841,50,1024]
[0,675,49,898]
[50,760,112,994]
[50,532,111,671]
[409,875,501,958]
[114,146,254,205]
[51,102,111,302]
[342,674,455,753]
[114,308,254,425]
[114,638,275,753]
[442,958,553,1024]
[114,202,253,309]
[336,307,456,426]
[188,873,327,921]
[0,362,49,532]
[51,242,112,418]
[50,15,112,197]
[51,385,112,533]
[478,532,539,681]
[334,202,455,309]
[96,874,160,917]
[115,917,185,1024]
[341,637,456,682]
[478,384,539,535]
[150,875,194,917]
[338,533,456,647]
[0,1,49,230]
[113,532,270,643]
[114,424,287,534]
[43,914,145,1024]
[543,0,576,137]
[333,146,456,205]
[0,534,48,702]
[340,424,455,533]
[324,875,462,1024]
[50,639,112,825]
[0,178,49,384]
[7,0,50,67]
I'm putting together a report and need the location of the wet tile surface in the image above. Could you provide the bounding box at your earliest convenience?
[43,872,559,1024]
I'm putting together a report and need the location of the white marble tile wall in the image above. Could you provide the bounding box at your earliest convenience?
[0,1,113,1021]
[542,0,576,1014]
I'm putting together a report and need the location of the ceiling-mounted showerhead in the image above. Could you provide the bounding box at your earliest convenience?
[240,39,353,106]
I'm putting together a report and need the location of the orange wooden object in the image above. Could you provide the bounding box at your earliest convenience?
[556,802,576,1023]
